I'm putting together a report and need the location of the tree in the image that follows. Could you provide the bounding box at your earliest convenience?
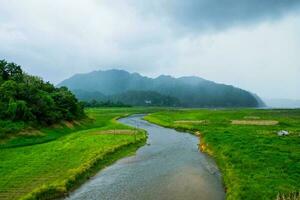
[0,60,85,126]
[0,60,23,82]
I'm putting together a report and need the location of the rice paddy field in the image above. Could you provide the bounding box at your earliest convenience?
[0,107,160,200]
[144,109,300,200]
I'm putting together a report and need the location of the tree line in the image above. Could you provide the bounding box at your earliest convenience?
[0,60,84,125]
[82,100,131,108]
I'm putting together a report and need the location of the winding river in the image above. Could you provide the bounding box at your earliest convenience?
[66,115,225,200]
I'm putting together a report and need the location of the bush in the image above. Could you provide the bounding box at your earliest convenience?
[0,120,26,138]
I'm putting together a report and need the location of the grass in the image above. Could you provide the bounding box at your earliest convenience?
[2,107,299,200]
[0,107,163,149]
[276,192,300,200]
[0,107,161,200]
[0,120,26,139]
[144,109,300,200]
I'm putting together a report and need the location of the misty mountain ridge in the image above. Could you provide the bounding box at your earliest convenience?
[62,69,209,95]
[58,69,264,107]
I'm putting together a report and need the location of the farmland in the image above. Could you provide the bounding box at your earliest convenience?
[145,109,300,200]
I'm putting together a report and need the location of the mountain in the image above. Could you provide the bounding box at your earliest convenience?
[111,90,181,107]
[58,69,263,107]
[252,93,266,107]
[72,89,107,101]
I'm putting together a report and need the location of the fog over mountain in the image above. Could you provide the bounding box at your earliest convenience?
[1,1,300,101]
[58,69,264,107]
[263,98,300,108]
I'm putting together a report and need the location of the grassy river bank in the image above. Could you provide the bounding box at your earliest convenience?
[144,109,300,200]
[0,108,161,200]
[1,108,299,200]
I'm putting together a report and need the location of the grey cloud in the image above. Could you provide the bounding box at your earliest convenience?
[134,0,300,31]
[0,0,299,99]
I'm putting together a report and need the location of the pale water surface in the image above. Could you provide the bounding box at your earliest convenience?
[65,115,225,200]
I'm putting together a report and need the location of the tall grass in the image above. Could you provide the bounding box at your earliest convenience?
[276,192,300,200]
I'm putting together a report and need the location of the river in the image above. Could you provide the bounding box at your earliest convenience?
[65,115,225,200]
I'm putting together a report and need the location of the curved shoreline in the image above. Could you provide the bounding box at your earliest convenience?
[18,114,147,200]
[21,139,146,200]
[66,115,225,200]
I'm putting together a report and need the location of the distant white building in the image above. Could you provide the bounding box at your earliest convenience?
[145,100,152,104]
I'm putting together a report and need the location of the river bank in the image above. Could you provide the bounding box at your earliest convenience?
[144,109,300,199]
[65,115,225,200]
[0,108,151,200]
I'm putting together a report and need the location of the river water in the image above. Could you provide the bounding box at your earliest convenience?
[65,115,225,200]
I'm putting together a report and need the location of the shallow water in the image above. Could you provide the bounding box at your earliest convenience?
[65,115,225,200]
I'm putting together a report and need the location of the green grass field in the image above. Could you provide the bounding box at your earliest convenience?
[1,107,299,200]
[0,107,161,200]
[145,109,300,200]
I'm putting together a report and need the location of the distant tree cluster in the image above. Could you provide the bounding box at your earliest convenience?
[0,60,84,125]
[111,90,181,107]
[82,100,131,108]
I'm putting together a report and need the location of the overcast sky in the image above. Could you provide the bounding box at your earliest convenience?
[1,0,300,99]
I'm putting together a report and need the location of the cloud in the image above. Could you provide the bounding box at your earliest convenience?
[133,0,300,32]
[168,14,300,99]
[0,0,299,99]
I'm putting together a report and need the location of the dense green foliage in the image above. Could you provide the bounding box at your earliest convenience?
[0,108,152,200]
[82,100,131,108]
[76,90,181,107]
[58,69,263,107]
[72,89,106,101]
[0,120,26,139]
[145,109,300,200]
[0,60,84,130]
[111,90,181,106]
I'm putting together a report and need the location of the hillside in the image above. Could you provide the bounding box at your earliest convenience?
[58,69,264,107]
[0,60,84,138]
